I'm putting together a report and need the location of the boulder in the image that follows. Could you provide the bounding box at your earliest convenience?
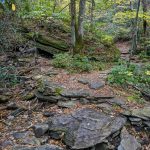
[48,108,127,149]
[118,127,141,150]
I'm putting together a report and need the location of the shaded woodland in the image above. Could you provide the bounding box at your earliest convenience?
[0,0,150,150]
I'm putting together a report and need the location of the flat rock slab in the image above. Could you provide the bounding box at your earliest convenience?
[61,89,89,98]
[13,144,64,150]
[48,108,127,149]
[132,106,150,120]
[123,106,150,121]
[12,131,41,146]
[88,81,105,90]
[78,78,89,84]
[78,78,105,90]
[118,127,141,150]
[57,101,78,108]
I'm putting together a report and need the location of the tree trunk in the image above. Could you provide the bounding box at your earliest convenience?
[90,0,95,30]
[131,0,140,55]
[142,0,147,35]
[76,0,86,54]
[70,0,77,53]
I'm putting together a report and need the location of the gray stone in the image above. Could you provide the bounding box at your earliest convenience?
[78,78,89,84]
[38,81,64,96]
[36,144,64,150]
[43,111,56,117]
[7,102,18,110]
[143,121,150,127]
[32,124,49,138]
[118,127,141,150]
[13,144,64,150]
[129,117,142,126]
[57,101,78,108]
[132,106,150,120]
[97,103,114,113]
[88,81,105,90]
[122,106,150,121]
[106,98,126,107]
[88,95,114,101]
[1,140,13,149]
[12,131,41,146]
[48,108,126,149]
[129,117,142,122]
[61,89,89,98]
[35,91,59,103]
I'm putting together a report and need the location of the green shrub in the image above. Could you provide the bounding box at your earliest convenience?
[128,92,145,104]
[107,65,135,85]
[107,63,150,93]
[52,53,105,72]
[52,53,72,68]
[71,55,93,72]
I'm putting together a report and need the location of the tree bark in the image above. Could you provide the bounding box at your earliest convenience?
[142,0,147,35]
[131,0,140,55]
[90,0,95,30]
[70,0,77,52]
[76,0,86,53]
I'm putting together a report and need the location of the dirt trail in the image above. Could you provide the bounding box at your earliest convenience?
[116,41,130,60]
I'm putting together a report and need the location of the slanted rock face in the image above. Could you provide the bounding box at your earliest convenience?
[118,127,141,150]
[48,108,127,149]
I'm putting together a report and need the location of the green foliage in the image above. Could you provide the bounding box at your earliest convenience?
[52,53,107,72]
[128,92,145,104]
[107,65,135,85]
[71,55,93,72]
[107,62,150,93]
[52,53,72,68]
[0,9,26,52]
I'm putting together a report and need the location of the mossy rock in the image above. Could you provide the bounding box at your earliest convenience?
[24,32,69,54]
[23,92,35,101]
[36,34,68,51]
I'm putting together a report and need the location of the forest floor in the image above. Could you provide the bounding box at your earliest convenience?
[0,41,150,150]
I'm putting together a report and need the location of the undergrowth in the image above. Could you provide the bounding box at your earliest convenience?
[107,61,150,103]
[0,66,19,88]
[52,53,107,72]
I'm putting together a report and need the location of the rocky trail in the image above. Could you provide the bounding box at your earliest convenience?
[0,42,150,150]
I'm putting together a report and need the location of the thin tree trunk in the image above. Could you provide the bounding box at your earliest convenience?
[142,0,147,35]
[70,0,77,53]
[131,0,140,55]
[90,0,95,30]
[76,0,86,53]
[53,0,57,13]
